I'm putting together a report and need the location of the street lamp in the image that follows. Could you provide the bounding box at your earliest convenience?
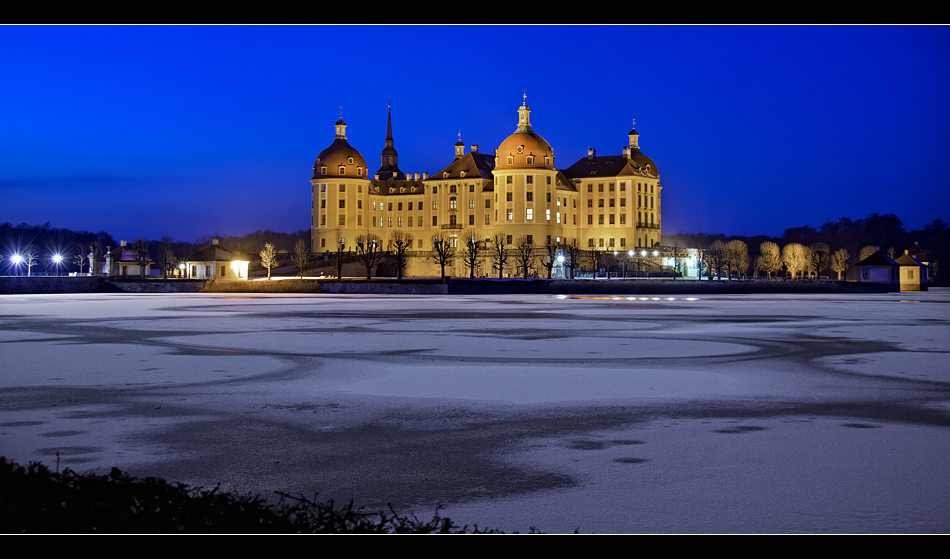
[10,253,23,276]
[51,253,63,276]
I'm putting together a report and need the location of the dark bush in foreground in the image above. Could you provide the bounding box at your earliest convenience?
[0,458,512,533]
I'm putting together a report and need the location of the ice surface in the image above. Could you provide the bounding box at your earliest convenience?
[1,290,948,533]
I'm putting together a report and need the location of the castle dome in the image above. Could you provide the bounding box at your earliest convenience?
[494,99,555,171]
[312,117,368,180]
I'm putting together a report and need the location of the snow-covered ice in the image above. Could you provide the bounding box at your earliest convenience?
[1,290,948,533]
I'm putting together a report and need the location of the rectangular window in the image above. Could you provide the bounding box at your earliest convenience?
[599,238,604,248]
[599,215,604,225]
[587,184,593,192]
[506,235,512,245]
[398,202,403,211]
[620,198,626,207]
[588,199,593,208]
[588,215,593,225]
[527,235,533,245]
[339,200,345,209]
[620,238,626,247]
[546,176,551,185]
[526,175,533,184]
[469,215,475,225]
[469,184,475,192]
[358,215,362,226]
[340,185,346,192]
[485,199,491,208]
[507,192,513,202]
[357,200,362,209]
[556,212,561,224]
[609,199,615,207]
[546,209,551,221]
[609,183,615,192]
[598,199,604,208]
[609,238,615,247]
[321,200,326,209]
[507,209,513,221]
[485,215,490,225]
[398,217,403,227]
[469,199,475,209]
[321,215,326,226]
[598,184,604,192]
[388,202,393,211]
[546,193,551,203]
[609,214,615,224]
[339,215,345,225]
[526,192,533,202]
[388,217,392,227]
[433,216,438,226]
[506,175,513,184]
[321,238,326,248]
[620,214,626,224]
[433,201,438,210]
[527,208,533,220]
[620,182,626,191]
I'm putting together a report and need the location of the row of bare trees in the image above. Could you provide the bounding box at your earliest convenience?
[704,239,871,280]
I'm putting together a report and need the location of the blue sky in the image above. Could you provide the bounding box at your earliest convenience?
[2,25,948,242]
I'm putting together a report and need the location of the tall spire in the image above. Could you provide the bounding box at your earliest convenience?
[376,102,403,180]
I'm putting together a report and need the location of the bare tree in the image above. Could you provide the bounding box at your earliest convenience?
[159,236,176,280]
[389,230,414,280]
[541,243,560,279]
[335,238,347,279]
[830,248,850,280]
[564,238,582,279]
[706,240,727,279]
[260,242,278,280]
[782,242,809,280]
[431,233,453,283]
[23,245,39,277]
[461,231,481,279]
[725,239,749,280]
[809,242,830,279]
[759,241,782,279]
[355,234,385,280]
[513,236,535,279]
[859,245,877,262]
[293,239,308,279]
[490,233,510,280]
[585,245,602,279]
[132,238,150,279]
[73,251,86,275]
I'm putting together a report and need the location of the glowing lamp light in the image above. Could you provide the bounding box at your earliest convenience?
[52,254,63,263]
[11,254,23,264]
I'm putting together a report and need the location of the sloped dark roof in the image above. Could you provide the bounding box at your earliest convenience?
[895,253,923,266]
[906,244,931,261]
[562,151,659,180]
[431,151,495,180]
[190,244,249,262]
[856,251,898,267]
[370,177,428,196]
[554,169,578,192]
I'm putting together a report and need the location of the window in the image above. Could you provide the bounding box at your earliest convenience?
[588,215,593,225]
[321,166,327,175]
[557,212,561,224]
[506,176,513,184]
[546,209,551,221]
[598,199,604,208]
[620,214,626,224]
[620,182,626,192]
[609,199,615,207]
[609,238,615,247]
[321,238,326,248]
[599,215,604,225]
[506,192,513,202]
[507,156,514,165]
[321,185,326,192]
[469,215,475,225]
[340,185,346,193]
[526,192,533,202]
[507,209,513,221]
[526,156,534,165]
[418,239,424,248]
[485,199,491,208]
[320,215,326,226]
[357,167,362,176]
[469,184,474,192]
[339,199,345,209]
[526,175,533,184]
[450,198,457,210]
[450,185,457,193]
[598,184,604,192]
[485,215,490,225]
[589,239,595,248]
[339,166,346,175]
[527,235,533,245]
[469,199,475,209]
[398,202,403,211]
[609,183,615,192]
[506,235,512,245]
[357,200,362,209]
[546,176,551,185]
[398,217,403,227]
[599,238,604,248]
[432,186,438,194]
[546,193,551,203]
[587,184,593,193]
[388,217,392,227]
[527,208,533,220]
[358,185,362,193]
[620,198,626,207]
[620,238,626,247]
[433,216,438,226]
[588,200,593,208]
[433,201,438,210]
[339,215,345,225]
[609,214,615,224]
[388,202,393,211]
[556,197,560,207]
[545,156,551,166]
[321,200,326,209]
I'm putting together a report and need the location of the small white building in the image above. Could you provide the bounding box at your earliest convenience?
[182,240,250,280]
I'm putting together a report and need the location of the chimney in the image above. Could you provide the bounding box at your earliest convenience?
[120,240,127,247]
[213,238,219,245]
[414,172,419,180]
[588,148,596,160]
[375,174,380,180]
[471,144,479,153]
[422,172,428,180]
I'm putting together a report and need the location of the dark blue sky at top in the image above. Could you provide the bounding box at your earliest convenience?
[2,25,948,243]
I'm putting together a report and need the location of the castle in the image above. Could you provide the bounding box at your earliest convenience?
[310,98,662,277]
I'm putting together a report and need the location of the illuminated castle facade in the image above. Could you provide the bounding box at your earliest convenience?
[310,99,662,277]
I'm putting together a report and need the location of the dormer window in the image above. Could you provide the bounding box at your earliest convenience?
[507,156,514,165]
[347,157,354,165]
[443,172,449,179]
[526,156,534,165]
[545,156,551,166]
[339,166,346,175]
[460,171,466,178]
[357,167,363,176]
[321,166,327,175]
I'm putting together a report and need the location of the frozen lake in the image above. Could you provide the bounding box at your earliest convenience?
[1,290,948,533]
